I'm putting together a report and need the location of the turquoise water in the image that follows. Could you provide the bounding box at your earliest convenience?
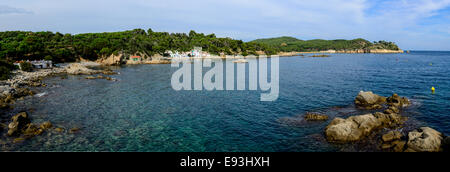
[2,51,449,151]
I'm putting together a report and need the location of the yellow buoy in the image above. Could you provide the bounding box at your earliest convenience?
[431,87,435,93]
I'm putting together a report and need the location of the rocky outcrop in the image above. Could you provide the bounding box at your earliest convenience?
[355,91,410,110]
[304,112,329,121]
[387,93,410,108]
[406,127,443,152]
[354,91,387,109]
[326,92,409,142]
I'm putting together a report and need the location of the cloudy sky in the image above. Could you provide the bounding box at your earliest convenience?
[1,0,449,50]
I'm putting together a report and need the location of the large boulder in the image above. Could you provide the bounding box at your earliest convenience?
[355,91,386,109]
[325,114,381,142]
[7,112,31,136]
[406,127,443,152]
[325,117,361,142]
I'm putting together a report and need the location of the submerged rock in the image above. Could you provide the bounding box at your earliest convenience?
[40,121,53,130]
[406,127,443,152]
[85,75,117,81]
[354,91,386,109]
[23,123,42,137]
[7,112,31,136]
[304,112,329,121]
[54,127,64,133]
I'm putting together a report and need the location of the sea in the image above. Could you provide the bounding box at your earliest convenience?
[1,51,449,152]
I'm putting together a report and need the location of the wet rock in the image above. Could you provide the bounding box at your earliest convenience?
[7,112,31,136]
[392,140,406,152]
[40,121,53,130]
[387,93,410,108]
[383,106,399,114]
[304,112,329,121]
[406,127,442,152]
[354,91,386,109]
[382,131,403,142]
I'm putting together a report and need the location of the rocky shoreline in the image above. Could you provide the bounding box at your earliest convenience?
[0,62,118,145]
[325,91,448,152]
[278,91,448,152]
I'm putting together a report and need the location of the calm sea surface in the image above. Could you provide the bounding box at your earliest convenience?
[2,51,449,151]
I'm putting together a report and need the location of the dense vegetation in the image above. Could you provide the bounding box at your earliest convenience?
[251,36,400,52]
[0,60,16,80]
[0,29,277,63]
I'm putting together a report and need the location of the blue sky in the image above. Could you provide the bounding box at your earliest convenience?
[1,0,449,50]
